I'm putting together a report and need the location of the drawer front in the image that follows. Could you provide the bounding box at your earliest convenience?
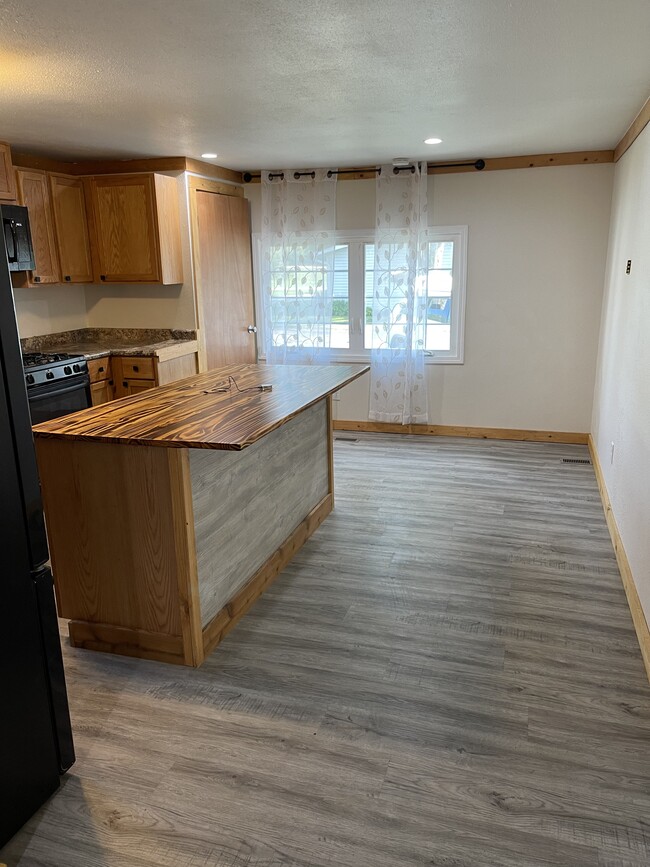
[114,378,156,398]
[117,356,155,380]
[87,357,112,383]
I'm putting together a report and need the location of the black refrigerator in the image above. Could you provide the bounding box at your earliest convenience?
[0,239,75,847]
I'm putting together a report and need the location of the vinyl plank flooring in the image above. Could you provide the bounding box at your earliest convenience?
[3,433,650,867]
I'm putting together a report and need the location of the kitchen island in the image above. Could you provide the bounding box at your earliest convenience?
[33,363,367,667]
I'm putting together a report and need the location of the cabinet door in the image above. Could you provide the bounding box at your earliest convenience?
[195,191,256,369]
[90,380,114,406]
[49,175,93,283]
[89,175,160,282]
[87,357,112,383]
[114,379,156,399]
[0,142,17,201]
[15,169,60,285]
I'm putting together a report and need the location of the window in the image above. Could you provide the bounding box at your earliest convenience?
[254,226,467,363]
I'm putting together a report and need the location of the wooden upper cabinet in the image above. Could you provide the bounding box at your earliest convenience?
[88,173,183,284]
[49,174,93,283]
[0,142,17,201]
[14,168,60,286]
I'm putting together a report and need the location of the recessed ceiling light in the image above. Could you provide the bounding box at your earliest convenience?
[424,138,442,145]
[201,152,218,159]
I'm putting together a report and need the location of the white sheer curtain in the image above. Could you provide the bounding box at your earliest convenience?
[260,169,337,364]
[368,163,429,424]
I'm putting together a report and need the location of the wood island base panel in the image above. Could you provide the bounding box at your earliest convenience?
[33,363,367,666]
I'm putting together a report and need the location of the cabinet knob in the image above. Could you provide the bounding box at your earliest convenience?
[133,365,139,372]
[247,325,257,334]
[98,366,105,373]
[123,381,128,388]
[33,276,41,283]
[64,275,71,282]
[100,275,106,281]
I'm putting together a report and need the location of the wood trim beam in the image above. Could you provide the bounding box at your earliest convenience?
[187,174,243,197]
[588,435,650,682]
[201,493,333,660]
[430,150,613,174]
[11,151,74,174]
[11,150,244,185]
[187,179,208,372]
[242,151,614,183]
[166,449,204,667]
[333,420,588,445]
[326,395,335,505]
[184,158,243,185]
[614,96,650,162]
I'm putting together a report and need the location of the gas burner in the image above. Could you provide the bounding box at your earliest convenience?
[22,352,78,368]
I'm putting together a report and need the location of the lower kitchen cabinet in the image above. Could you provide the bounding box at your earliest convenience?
[112,356,156,398]
[88,351,198,405]
[88,358,114,406]
[114,378,156,398]
[90,379,115,406]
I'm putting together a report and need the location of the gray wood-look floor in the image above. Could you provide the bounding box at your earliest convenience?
[4,434,650,867]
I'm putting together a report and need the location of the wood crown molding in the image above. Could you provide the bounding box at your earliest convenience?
[614,96,650,162]
[11,151,243,185]
[242,150,614,183]
[588,435,650,682]
[333,420,588,445]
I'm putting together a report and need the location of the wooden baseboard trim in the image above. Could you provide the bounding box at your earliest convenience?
[588,435,650,682]
[201,492,333,660]
[68,620,186,666]
[333,420,588,445]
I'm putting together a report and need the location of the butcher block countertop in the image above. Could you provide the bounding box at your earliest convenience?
[32,363,368,451]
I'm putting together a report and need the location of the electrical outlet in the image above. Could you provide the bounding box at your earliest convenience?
[610,441,615,464]
[626,260,632,274]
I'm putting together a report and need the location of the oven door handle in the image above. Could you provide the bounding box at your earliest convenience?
[27,375,90,400]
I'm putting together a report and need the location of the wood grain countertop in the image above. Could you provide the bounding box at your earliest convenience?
[32,363,369,450]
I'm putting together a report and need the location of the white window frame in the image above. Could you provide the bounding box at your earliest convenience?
[252,225,467,364]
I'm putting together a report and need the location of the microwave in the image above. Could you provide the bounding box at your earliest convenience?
[2,204,35,272]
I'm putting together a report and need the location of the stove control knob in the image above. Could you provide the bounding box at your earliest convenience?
[26,374,35,384]
[72,364,80,373]
[46,370,55,380]
[64,365,72,375]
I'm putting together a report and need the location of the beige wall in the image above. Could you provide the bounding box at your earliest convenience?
[591,125,650,621]
[14,283,87,338]
[246,163,614,431]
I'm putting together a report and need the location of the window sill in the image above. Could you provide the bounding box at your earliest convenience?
[257,353,464,365]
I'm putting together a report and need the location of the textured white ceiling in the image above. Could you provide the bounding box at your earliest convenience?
[0,0,649,170]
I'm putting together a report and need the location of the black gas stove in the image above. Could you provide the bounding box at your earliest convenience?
[21,352,91,424]
[22,352,88,388]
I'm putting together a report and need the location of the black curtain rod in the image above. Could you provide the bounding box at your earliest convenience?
[242,160,485,183]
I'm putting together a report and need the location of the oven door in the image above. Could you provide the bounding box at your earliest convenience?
[27,376,91,425]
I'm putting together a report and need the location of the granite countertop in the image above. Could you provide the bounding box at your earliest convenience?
[21,328,199,361]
